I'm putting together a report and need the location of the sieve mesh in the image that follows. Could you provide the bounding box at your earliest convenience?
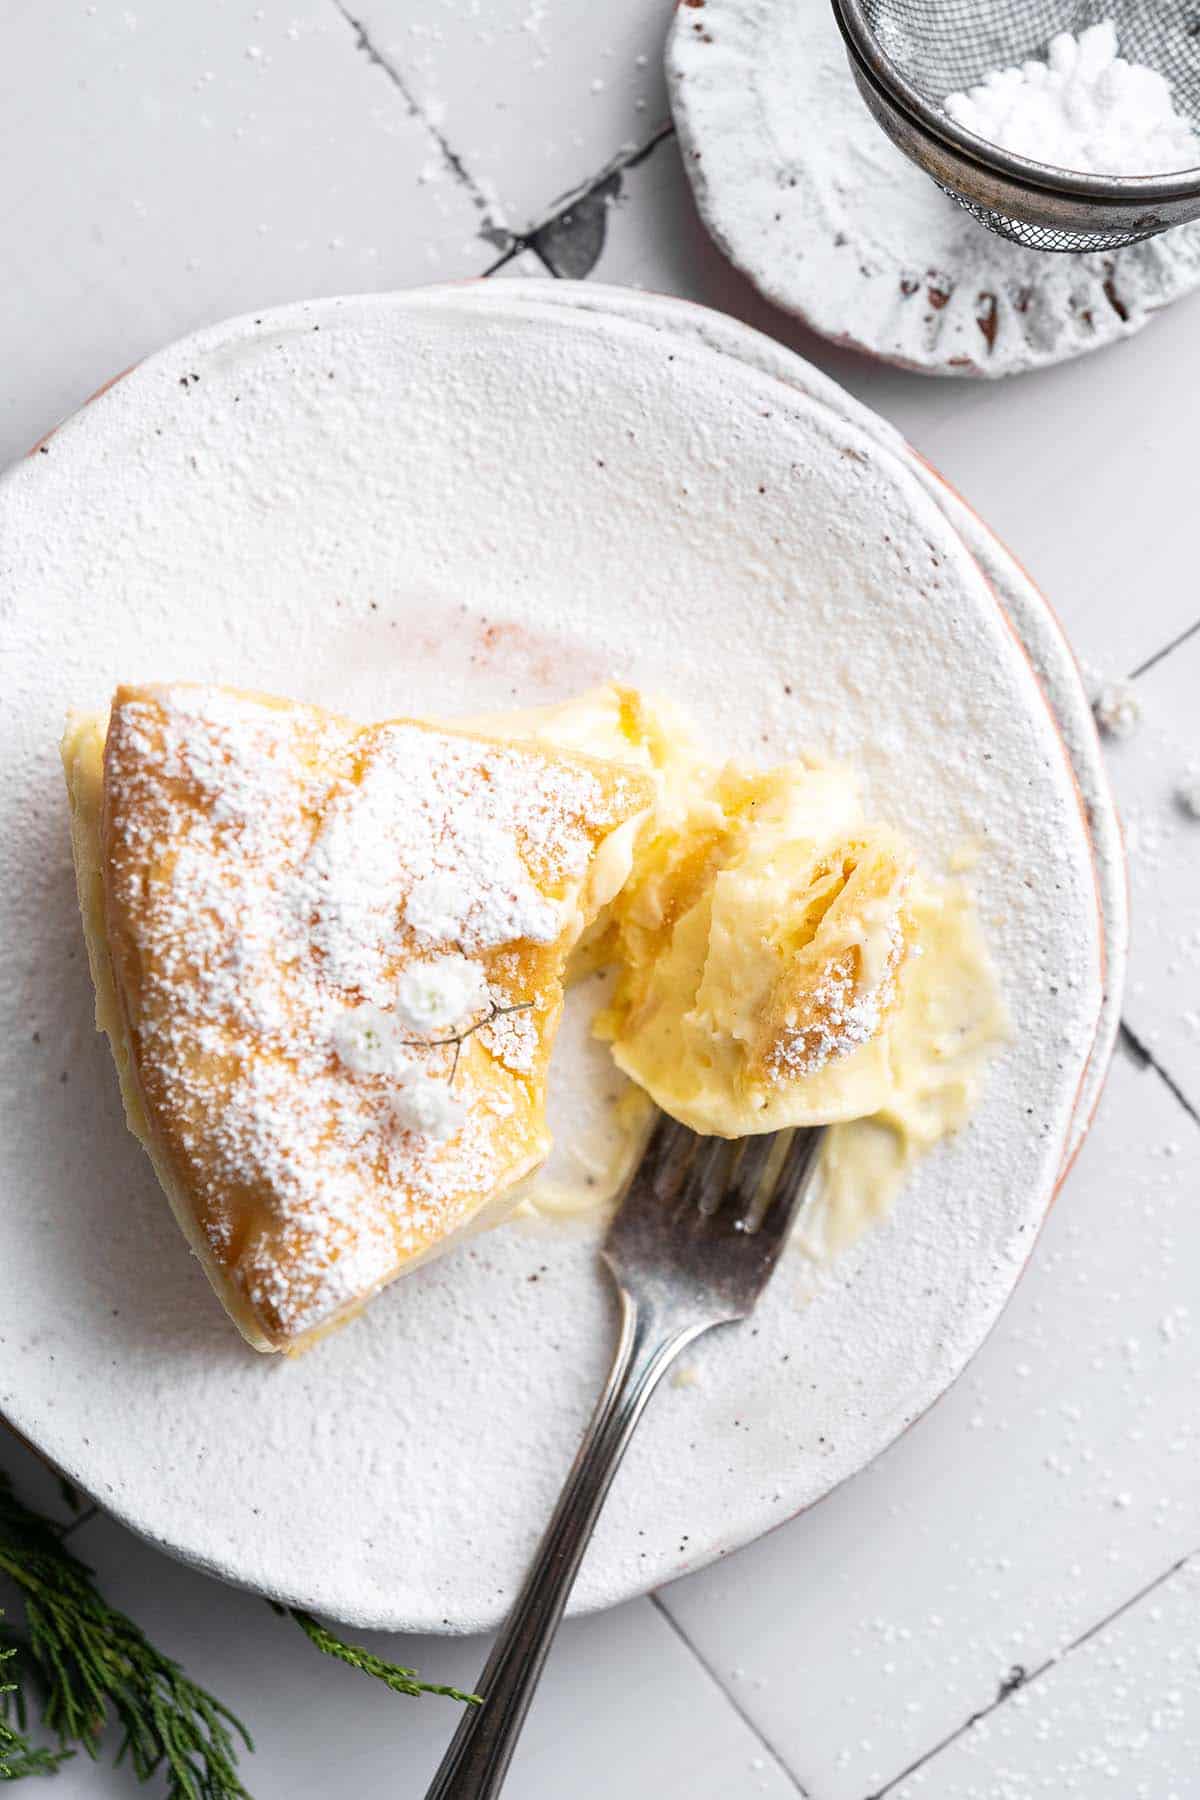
[854,0,1200,250]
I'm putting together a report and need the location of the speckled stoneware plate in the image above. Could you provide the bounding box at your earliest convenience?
[666,0,1200,377]
[0,292,1102,1632]
[444,279,1125,1169]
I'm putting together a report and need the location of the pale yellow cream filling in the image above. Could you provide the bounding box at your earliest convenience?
[490,686,1008,1261]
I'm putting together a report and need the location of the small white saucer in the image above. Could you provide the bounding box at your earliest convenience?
[667,0,1200,377]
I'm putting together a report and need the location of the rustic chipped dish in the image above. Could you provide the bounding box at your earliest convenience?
[667,0,1200,375]
[0,290,1111,1630]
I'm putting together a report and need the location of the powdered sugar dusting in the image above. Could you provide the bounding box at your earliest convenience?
[387,1074,466,1143]
[403,870,476,939]
[478,1003,540,1076]
[769,939,901,1081]
[307,726,576,998]
[102,685,642,1344]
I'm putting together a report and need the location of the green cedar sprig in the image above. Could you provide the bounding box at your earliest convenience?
[0,1634,70,1780]
[0,1473,251,1796]
[278,1607,480,1706]
[0,1468,478,1792]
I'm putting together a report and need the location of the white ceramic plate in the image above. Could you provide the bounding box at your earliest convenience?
[0,292,1102,1631]
[442,278,1126,1168]
[666,0,1200,377]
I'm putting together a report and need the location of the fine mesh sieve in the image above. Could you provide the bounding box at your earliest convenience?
[829,1,1200,251]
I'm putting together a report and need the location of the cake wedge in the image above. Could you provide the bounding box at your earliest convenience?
[62,684,654,1352]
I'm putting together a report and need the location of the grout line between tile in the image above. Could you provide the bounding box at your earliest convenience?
[478,243,524,279]
[529,243,563,280]
[863,1546,1199,1800]
[1129,614,1200,681]
[329,0,510,251]
[649,1592,813,1797]
[478,240,559,282]
[57,1502,100,1543]
[1119,1021,1200,1130]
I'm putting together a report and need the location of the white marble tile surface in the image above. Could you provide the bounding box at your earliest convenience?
[1102,632,1200,1115]
[342,0,672,228]
[891,1556,1200,1799]
[2,2,1199,1797]
[0,0,491,466]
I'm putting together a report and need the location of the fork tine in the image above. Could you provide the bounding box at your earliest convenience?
[724,1133,778,1223]
[677,1134,738,1216]
[605,1112,828,1326]
[743,1127,823,1238]
[636,1111,694,1200]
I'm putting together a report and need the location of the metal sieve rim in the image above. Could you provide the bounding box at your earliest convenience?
[831,0,1200,205]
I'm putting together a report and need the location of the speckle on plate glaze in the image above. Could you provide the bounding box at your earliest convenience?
[0,290,1105,1633]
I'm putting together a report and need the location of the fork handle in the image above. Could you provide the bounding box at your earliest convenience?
[423,1288,709,1800]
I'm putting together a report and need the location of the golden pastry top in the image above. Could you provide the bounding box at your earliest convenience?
[91,683,653,1349]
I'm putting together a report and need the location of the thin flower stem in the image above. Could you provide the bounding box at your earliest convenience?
[393,998,535,1089]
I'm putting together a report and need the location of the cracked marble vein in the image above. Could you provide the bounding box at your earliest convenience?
[331,0,512,253]
[527,121,675,278]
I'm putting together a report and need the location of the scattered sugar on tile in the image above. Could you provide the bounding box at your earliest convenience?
[1094,679,1141,739]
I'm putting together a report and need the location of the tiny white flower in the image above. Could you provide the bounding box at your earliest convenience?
[1093,680,1141,739]
[393,955,488,1036]
[389,1073,464,1142]
[331,1004,413,1079]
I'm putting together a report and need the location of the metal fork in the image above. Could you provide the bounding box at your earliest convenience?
[424,1115,824,1800]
